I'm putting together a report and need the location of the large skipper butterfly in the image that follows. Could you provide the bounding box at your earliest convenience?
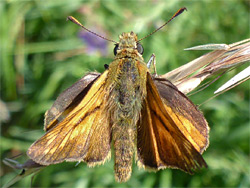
[27,8,209,182]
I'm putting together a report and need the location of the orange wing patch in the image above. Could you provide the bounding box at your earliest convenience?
[137,73,207,173]
[27,71,111,166]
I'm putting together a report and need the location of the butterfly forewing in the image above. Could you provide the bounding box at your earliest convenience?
[137,73,207,173]
[153,77,209,153]
[27,71,112,165]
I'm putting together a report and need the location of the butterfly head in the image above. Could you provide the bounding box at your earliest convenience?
[114,31,144,56]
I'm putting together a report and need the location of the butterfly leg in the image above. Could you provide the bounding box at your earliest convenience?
[146,54,157,76]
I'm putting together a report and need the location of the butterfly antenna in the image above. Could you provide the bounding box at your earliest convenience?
[138,7,187,42]
[67,16,117,43]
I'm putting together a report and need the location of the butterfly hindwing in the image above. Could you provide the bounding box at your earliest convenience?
[137,73,207,173]
[27,71,111,166]
[44,72,100,131]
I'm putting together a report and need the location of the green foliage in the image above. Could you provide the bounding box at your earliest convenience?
[1,0,249,187]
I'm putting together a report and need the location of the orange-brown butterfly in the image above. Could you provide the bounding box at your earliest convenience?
[27,7,209,182]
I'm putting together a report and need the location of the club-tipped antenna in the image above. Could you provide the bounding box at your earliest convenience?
[67,16,117,43]
[138,7,187,42]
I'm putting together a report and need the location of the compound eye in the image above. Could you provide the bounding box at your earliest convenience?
[137,43,144,55]
[113,44,119,55]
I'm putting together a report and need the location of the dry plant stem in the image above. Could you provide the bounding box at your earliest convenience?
[161,39,250,94]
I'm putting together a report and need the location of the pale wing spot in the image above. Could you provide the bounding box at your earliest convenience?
[43,148,50,154]
[58,131,72,149]
[70,129,80,139]
[43,145,58,155]
[45,136,55,146]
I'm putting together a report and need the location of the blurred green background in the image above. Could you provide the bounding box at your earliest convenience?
[1,0,249,187]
